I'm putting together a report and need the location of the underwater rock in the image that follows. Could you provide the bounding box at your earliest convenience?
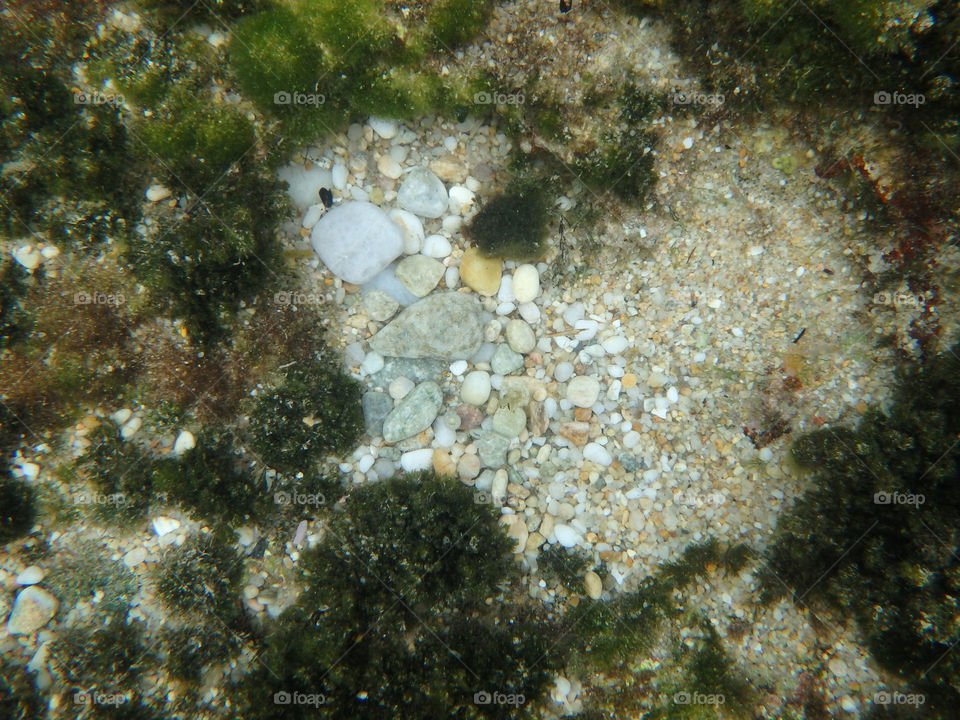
[7,586,58,635]
[310,201,404,284]
[397,167,448,218]
[395,255,444,297]
[382,381,443,443]
[370,292,482,360]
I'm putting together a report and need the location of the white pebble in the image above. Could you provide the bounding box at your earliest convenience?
[461,370,491,405]
[173,430,195,456]
[518,302,540,324]
[368,116,398,139]
[152,516,180,537]
[449,360,468,376]
[421,234,452,258]
[554,362,574,383]
[433,417,456,447]
[400,448,434,472]
[601,336,628,354]
[623,430,641,449]
[554,524,581,548]
[331,164,348,190]
[567,376,600,408]
[511,264,540,303]
[666,386,679,403]
[574,319,598,342]
[444,266,459,289]
[120,416,142,440]
[16,566,44,586]
[302,204,325,229]
[145,184,171,203]
[583,442,613,467]
[13,246,41,270]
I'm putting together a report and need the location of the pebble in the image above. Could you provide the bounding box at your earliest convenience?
[120,416,142,440]
[123,547,147,567]
[7,587,58,635]
[492,407,526,438]
[388,376,415,400]
[601,336,629,355]
[666,386,679,403]
[505,319,536,354]
[554,362,574,383]
[311,202,403,284]
[491,344,524,376]
[377,155,403,180]
[361,290,400,322]
[429,155,467,183]
[389,208,426,255]
[459,246,502,296]
[395,255,445,297]
[368,116,398,139]
[398,167,448,218]
[584,571,603,599]
[503,515,529,554]
[302,203,325,229]
[457,454,481,480]
[511,264,540,303]
[554,524,581,548]
[646,371,668,388]
[16,566,44,586]
[583,442,613,467]
[145,184,172,203]
[448,185,475,214]
[621,373,638,390]
[172,430,196,456]
[449,360,468,376]
[400,448,435,472]
[360,351,385,375]
[152,516,180,537]
[421,234,452,258]
[382,381,443,442]
[518,302,540,324]
[567,376,601,408]
[461,371,492,405]
[472,430,511,468]
[331,163,348,190]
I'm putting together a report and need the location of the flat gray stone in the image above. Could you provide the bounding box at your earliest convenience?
[491,344,524,375]
[382,381,443,443]
[397,168,448,218]
[370,292,482,360]
[362,391,393,436]
[370,358,445,388]
[310,201,404,284]
[361,290,400,322]
[7,586,58,635]
[492,407,526,438]
[471,429,511,468]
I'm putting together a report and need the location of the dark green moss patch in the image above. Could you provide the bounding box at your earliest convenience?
[230,472,559,718]
[466,185,549,261]
[155,531,244,624]
[249,354,364,475]
[51,612,154,693]
[760,342,960,710]
[0,653,45,720]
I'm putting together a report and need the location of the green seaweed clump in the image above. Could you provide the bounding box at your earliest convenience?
[466,185,549,261]
[155,530,244,625]
[250,354,365,475]
[51,612,154,694]
[78,424,158,525]
[230,472,560,719]
[760,342,960,710]
[152,429,266,524]
[538,545,591,592]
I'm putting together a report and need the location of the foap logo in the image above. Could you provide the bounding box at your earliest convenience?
[873,291,929,309]
[473,491,503,507]
[274,490,326,507]
[74,491,130,507]
[874,691,925,706]
[473,91,525,106]
[672,490,725,508]
[273,90,325,106]
[273,290,323,306]
[674,691,725,705]
[672,90,724,107]
[873,90,925,107]
[74,290,126,306]
[273,690,326,707]
[474,690,525,707]
[73,91,124,106]
[874,491,925,507]
[73,691,130,706]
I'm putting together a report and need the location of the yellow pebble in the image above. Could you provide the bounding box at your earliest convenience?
[621,373,637,390]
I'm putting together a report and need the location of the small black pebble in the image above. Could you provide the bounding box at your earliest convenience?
[319,187,333,208]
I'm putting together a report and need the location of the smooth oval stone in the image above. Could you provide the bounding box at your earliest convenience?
[382,381,443,443]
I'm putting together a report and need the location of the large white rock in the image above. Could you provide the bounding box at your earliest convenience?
[397,168,448,218]
[311,202,404,284]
